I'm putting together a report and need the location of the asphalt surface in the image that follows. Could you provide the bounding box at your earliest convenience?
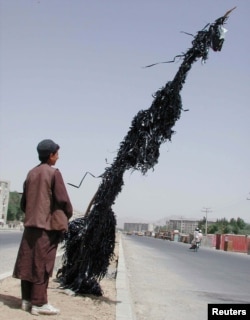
[1,230,249,320]
[0,229,23,279]
[121,234,250,320]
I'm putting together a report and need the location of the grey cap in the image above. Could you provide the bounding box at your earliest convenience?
[37,139,59,157]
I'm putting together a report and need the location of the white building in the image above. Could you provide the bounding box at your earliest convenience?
[124,222,152,233]
[0,180,10,225]
[168,219,199,234]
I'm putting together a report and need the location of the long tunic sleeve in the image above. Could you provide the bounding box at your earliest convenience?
[52,169,73,219]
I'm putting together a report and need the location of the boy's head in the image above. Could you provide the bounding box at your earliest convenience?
[37,139,60,163]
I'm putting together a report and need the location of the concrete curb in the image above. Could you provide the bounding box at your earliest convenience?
[116,235,135,320]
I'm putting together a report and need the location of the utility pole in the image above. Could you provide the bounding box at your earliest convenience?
[201,207,212,236]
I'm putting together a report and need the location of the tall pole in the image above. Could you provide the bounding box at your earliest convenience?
[201,207,212,236]
[59,9,235,295]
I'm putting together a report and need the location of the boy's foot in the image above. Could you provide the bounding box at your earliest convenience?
[31,303,60,316]
[21,299,31,311]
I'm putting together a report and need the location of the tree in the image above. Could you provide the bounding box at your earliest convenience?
[208,224,218,234]
[7,192,24,222]
[206,217,248,235]
[198,217,206,233]
[236,217,246,229]
[241,223,250,235]
[231,224,239,234]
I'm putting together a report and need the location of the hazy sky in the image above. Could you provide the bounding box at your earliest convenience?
[1,0,249,227]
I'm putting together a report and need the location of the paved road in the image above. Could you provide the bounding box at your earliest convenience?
[1,230,249,320]
[122,234,250,320]
[0,230,23,278]
[0,230,65,280]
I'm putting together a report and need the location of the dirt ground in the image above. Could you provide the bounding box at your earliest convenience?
[0,236,119,320]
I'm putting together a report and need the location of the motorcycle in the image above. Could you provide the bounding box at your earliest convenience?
[189,241,200,252]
